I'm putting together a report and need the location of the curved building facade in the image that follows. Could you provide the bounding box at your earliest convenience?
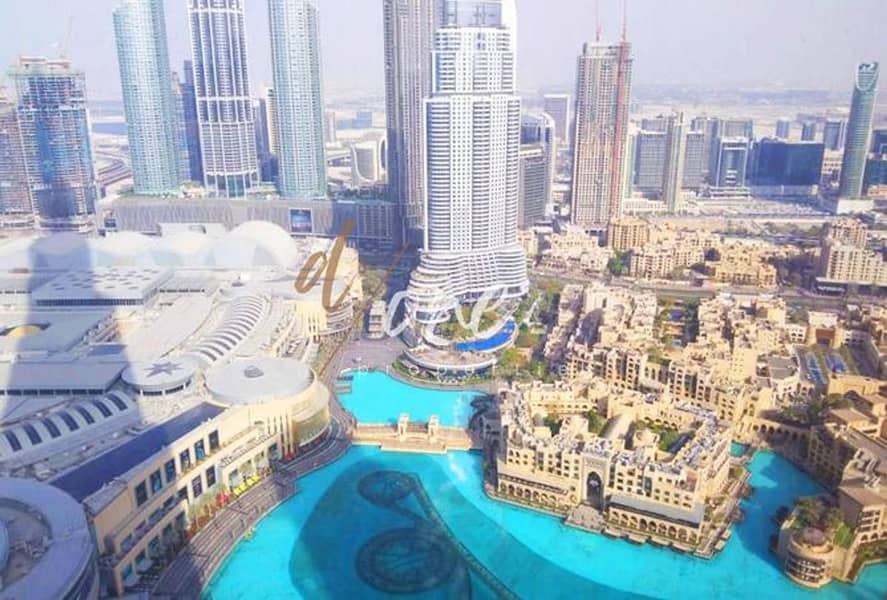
[0,478,99,600]
[406,0,528,323]
[206,357,330,452]
[839,62,879,199]
[268,0,327,199]
[113,0,181,195]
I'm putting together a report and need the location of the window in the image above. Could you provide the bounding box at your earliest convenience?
[194,439,206,461]
[191,475,203,498]
[135,482,148,506]
[177,487,189,502]
[41,418,61,439]
[150,470,163,494]
[3,431,22,452]
[164,459,176,484]
[58,411,79,431]
[22,424,42,445]
[206,466,216,488]
[180,448,191,472]
[92,400,113,418]
[75,406,95,425]
[208,430,220,451]
[107,394,127,411]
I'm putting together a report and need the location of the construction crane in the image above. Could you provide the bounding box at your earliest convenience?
[52,16,75,60]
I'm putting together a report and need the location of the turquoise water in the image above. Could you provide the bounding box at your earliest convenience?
[731,441,750,457]
[338,371,484,428]
[204,447,887,599]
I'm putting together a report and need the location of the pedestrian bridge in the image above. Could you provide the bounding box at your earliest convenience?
[352,414,479,454]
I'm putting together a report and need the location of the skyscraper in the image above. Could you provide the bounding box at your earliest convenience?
[180,60,203,183]
[634,130,666,194]
[823,118,846,151]
[0,91,32,226]
[712,137,750,188]
[113,0,181,196]
[662,112,686,213]
[571,39,633,227]
[521,112,556,209]
[775,117,791,139]
[518,145,548,228]
[682,130,705,191]
[691,116,718,184]
[188,0,259,197]
[263,85,278,156]
[801,121,817,142]
[750,138,824,189]
[839,62,879,199]
[543,93,571,145]
[324,110,337,145]
[171,72,192,182]
[383,0,437,245]
[9,57,96,232]
[253,97,276,183]
[407,0,528,323]
[268,0,327,200]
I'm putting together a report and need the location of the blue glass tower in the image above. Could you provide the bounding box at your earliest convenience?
[839,62,879,198]
[9,57,97,232]
[268,0,327,199]
[113,0,181,195]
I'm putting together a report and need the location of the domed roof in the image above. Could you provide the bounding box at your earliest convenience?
[225,221,300,267]
[205,357,314,406]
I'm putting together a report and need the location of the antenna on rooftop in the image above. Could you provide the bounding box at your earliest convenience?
[621,0,628,42]
[595,0,601,42]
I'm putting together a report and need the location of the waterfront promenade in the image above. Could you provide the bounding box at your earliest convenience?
[151,417,352,600]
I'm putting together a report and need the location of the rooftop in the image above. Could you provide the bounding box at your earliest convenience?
[205,357,314,406]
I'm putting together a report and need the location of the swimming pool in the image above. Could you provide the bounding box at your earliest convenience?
[203,447,887,599]
[454,319,516,352]
[338,370,485,428]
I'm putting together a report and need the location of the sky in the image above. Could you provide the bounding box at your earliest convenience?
[0,0,884,100]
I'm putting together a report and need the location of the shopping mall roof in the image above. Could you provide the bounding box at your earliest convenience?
[205,357,314,406]
[0,477,95,600]
[31,267,171,305]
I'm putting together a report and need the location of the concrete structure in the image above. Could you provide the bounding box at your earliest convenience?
[749,138,824,197]
[0,92,32,228]
[543,93,571,145]
[113,0,181,196]
[521,111,556,213]
[801,121,818,142]
[606,217,649,252]
[571,40,633,227]
[682,130,706,191]
[188,0,259,196]
[8,57,97,232]
[839,62,879,199]
[268,0,327,199]
[0,478,99,599]
[711,137,750,189]
[349,132,387,188]
[406,0,529,324]
[383,0,437,244]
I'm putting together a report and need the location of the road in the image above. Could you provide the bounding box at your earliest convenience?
[531,269,873,311]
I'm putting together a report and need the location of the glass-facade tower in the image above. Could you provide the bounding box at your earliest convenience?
[839,62,879,198]
[268,0,327,199]
[188,0,259,197]
[113,0,181,195]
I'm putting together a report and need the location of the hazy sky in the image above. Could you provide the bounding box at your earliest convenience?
[1,0,884,100]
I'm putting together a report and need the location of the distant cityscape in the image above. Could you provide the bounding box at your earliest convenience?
[0,1,885,599]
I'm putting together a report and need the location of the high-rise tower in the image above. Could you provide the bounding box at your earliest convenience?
[543,93,571,145]
[839,62,879,198]
[570,38,633,227]
[268,0,327,199]
[9,57,96,232]
[113,0,181,195]
[0,91,32,227]
[188,0,259,197]
[383,0,437,245]
[407,0,528,323]
[662,112,686,213]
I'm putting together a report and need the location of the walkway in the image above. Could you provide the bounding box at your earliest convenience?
[151,417,353,600]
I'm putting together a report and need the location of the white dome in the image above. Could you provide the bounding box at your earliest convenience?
[225,221,300,267]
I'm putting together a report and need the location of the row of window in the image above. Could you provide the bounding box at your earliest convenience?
[134,430,220,507]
